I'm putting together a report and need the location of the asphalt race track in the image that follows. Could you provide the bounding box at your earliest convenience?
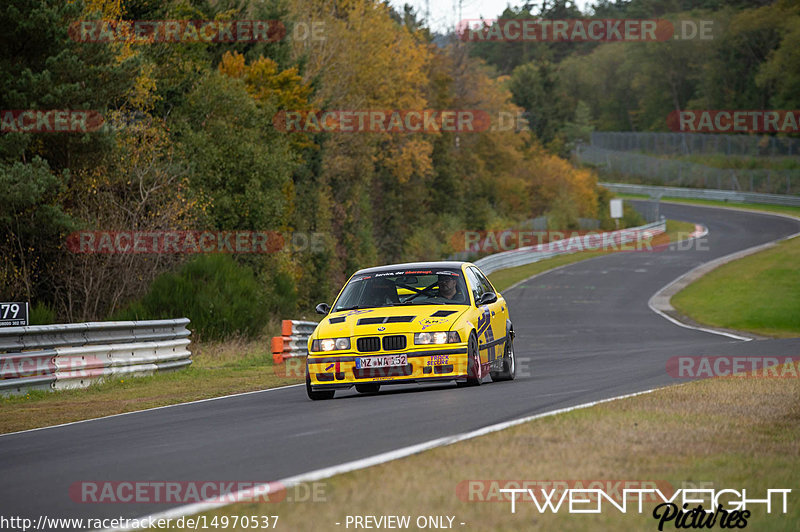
[1,202,799,529]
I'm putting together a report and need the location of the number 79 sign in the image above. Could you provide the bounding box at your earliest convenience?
[0,302,29,327]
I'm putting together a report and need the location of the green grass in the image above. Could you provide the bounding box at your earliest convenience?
[615,193,800,218]
[489,220,697,292]
[672,236,800,337]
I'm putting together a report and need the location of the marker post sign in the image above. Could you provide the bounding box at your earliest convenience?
[0,302,29,327]
[610,198,623,229]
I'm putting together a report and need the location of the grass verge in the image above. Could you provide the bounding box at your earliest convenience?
[489,219,697,292]
[0,337,304,434]
[672,236,800,338]
[194,368,800,531]
[616,193,800,219]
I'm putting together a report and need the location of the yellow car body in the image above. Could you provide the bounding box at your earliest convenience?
[306,261,515,399]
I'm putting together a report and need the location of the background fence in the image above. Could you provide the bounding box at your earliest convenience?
[589,131,800,157]
[0,319,191,395]
[576,146,800,195]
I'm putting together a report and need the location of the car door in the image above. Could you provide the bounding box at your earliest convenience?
[473,267,509,356]
[466,266,505,365]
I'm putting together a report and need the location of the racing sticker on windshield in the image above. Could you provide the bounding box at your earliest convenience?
[435,271,460,276]
[374,271,405,277]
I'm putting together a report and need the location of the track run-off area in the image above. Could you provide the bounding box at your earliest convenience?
[1,202,798,529]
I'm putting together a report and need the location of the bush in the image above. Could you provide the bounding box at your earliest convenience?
[113,255,270,340]
[29,302,57,325]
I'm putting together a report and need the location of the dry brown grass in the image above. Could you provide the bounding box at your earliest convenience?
[198,371,800,531]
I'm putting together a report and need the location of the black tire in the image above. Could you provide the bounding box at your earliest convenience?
[459,332,482,386]
[306,369,335,400]
[355,383,381,394]
[490,330,516,382]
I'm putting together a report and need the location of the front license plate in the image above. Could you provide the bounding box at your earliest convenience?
[355,354,407,369]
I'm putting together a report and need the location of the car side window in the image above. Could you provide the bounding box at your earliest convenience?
[472,268,496,296]
[464,268,483,304]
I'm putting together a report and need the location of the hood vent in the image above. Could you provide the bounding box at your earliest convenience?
[357,315,415,325]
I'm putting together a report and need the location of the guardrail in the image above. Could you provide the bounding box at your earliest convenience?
[601,182,800,207]
[0,319,191,395]
[271,320,317,364]
[474,220,666,275]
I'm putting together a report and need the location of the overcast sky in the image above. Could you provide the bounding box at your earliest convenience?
[388,0,594,33]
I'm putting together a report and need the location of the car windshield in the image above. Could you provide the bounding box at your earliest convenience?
[332,268,469,311]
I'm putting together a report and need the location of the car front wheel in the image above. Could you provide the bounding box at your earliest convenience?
[306,369,335,400]
[458,332,482,387]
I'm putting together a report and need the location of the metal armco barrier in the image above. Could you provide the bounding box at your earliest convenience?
[601,182,800,207]
[474,220,666,275]
[0,319,191,395]
[272,320,317,364]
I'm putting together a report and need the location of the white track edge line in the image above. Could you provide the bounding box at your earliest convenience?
[0,384,303,438]
[106,385,665,531]
[647,224,800,342]
[646,222,752,342]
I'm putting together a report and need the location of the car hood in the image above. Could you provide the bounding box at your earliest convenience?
[316,305,469,338]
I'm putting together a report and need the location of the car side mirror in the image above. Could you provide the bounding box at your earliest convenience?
[315,303,330,315]
[476,292,497,306]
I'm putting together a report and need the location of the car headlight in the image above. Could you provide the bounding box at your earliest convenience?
[311,337,351,352]
[414,331,461,345]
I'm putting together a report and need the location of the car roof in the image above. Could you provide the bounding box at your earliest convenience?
[354,261,471,275]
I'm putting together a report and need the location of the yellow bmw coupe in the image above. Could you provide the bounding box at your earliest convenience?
[306,261,515,400]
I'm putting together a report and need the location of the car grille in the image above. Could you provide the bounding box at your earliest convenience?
[382,335,406,351]
[357,337,381,352]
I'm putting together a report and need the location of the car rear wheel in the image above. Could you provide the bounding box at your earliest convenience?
[458,332,482,387]
[355,383,381,394]
[490,330,516,382]
[306,369,335,400]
